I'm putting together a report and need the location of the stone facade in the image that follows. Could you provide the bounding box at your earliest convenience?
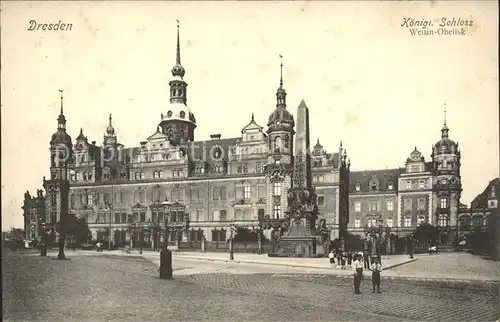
[458,178,499,232]
[22,190,45,240]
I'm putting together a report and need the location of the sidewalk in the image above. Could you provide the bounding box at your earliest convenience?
[34,249,500,283]
[170,251,415,270]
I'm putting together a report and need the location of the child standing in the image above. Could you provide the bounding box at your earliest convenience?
[370,257,382,293]
[328,250,335,268]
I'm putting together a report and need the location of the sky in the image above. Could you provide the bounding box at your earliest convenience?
[1,1,498,231]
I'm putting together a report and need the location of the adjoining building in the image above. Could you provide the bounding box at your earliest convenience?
[21,189,45,240]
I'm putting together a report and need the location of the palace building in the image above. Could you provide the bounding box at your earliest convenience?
[39,24,350,246]
[27,24,467,246]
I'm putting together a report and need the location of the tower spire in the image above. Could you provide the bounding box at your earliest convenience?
[441,103,449,139]
[444,103,447,126]
[176,19,181,65]
[171,20,185,78]
[279,54,283,87]
[57,89,66,130]
[59,89,64,115]
[106,113,115,136]
[275,54,286,108]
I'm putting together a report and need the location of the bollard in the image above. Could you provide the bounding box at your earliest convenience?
[159,249,173,280]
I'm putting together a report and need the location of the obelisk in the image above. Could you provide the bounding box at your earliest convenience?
[273,99,320,257]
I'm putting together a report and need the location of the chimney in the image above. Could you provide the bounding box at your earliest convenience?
[92,141,96,145]
[210,134,221,140]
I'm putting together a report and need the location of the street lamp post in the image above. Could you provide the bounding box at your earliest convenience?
[108,184,114,251]
[229,225,236,260]
[56,167,73,260]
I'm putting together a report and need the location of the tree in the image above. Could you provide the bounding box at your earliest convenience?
[233,227,270,242]
[65,214,91,244]
[413,223,438,243]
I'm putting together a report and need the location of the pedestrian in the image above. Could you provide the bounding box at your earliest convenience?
[96,242,101,252]
[352,253,364,294]
[347,250,353,267]
[328,250,335,268]
[370,257,382,293]
[341,250,347,270]
[363,250,370,269]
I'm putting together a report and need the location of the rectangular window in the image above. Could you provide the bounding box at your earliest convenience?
[368,218,377,227]
[387,218,393,227]
[406,181,411,189]
[213,187,219,200]
[140,212,146,222]
[220,187,227,200]
[115,214,120,223]
[220,210,227,221]
[258,209,265,220]
[139,190,146,203]
[354,219,361,228]
[235,187,243,199]
[418,180,425,189]
[258,186,265,199]
[115,192,119,204]
[273,182,281,196]
[273,205,281,218]
[404,199,412,210]
[317,196,325,206]
[386,201,393,211]
[243,209,250,221]
[440,198,448,209]
[235,209,242,220]
[70,194,75,206]
[355,184,360,192]
[140,172,144,179]
[244,186,251,199]
[212,210,219,221]
[354,202,361,212]
[388,182,394,190]
[88,194,93,205]
[369,202,377,212]
[404,217,412,227]
[417,198,426,210]
[121,213,127,223]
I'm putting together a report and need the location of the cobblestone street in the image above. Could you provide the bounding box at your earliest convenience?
[3,250,499,321]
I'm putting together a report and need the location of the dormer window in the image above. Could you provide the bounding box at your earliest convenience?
[388,181,394,190]
[370,179,379,191]
[355,183,360,192]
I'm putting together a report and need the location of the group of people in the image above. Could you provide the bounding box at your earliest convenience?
[328,249,383,294]
[95,242,104,252]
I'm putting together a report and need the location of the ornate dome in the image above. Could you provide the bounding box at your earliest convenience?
[433,124,458,155]
[51,130,72,146]
[267,107,294,127]
[162,102,196,125]
[106,114,115,136]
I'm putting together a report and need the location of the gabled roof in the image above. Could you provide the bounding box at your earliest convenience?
[471,178,499,209]
[241,114,263,134]
[147,127,168,141]
[349,168,401,193]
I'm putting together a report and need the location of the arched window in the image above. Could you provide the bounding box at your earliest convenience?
[274,136,282,153]
[438,215,449,227]
[459,216,471,229]
[173,89,177,96]
[472,216,484,227]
